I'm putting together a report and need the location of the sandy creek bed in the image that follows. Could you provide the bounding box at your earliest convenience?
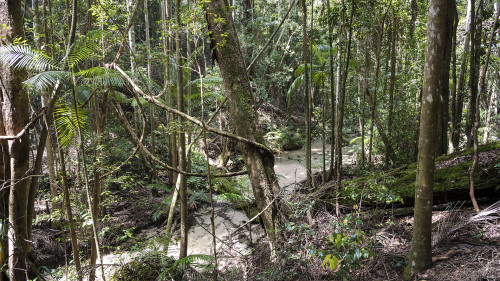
[48,139,357,280]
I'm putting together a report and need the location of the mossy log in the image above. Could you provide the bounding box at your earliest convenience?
[321,142,500,207]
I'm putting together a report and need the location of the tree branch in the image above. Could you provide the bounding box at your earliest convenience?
[0,108,46,140]
[111,97,247,178]
[107,63,274,156]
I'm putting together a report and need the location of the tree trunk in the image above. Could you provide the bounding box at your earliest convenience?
[145,0,157,181]
[436,0,454,156]
[388,17,397,144]
[336,0,355,216]
[175,0,188,260]
[54,133,82,281]
[203,0,281,250]
[327,0,336,181]
[470,0,499,213]
[404,0,450,278]
[465,0,483,148]
[483,73,498,143]
[365,89,397,165]
[451,0,471,151]
[0,0,29,279]
[302,0,311,189]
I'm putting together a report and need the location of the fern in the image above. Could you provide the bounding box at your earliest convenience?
[23,71,70,92]
[173,254,213,269]
[215,193,246,203]
[0,44,59,71]
[63,30,104,69]
[77,67,126,88]
[54,102,88,149]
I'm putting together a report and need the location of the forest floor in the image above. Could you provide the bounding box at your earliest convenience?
[35,139,500,280]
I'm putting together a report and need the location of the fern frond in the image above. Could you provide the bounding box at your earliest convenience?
[470,200,500,222]
[174,254,213,269]
[63,30,104,69]
[124,71,163,95]
[77,67,126,88]
[54,102,88,149]
[0,44,59,71]
[23,71,70,92]
[215,193,246,203]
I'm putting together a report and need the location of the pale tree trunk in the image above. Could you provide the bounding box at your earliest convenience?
[203,0,281,251]
[144,0,157,181]
[388,17,397,144]
[449,7,458,153]
[302,0,311,189]
[26,93,57,245]
[0,0,29,279]
[404,0,450,278]
[465,0,483,148]
[336,0,355,216]
[89,91,109,281]
[470,0,499,213]
[175,0,188,260]
[160,0,176,187]
[368,4,390,164]
[54,131,82,281]
[327,0,336,181]
[42,96,59,211]
[451,0,470,151]
[483,72,498,143]
[436,1,454,156]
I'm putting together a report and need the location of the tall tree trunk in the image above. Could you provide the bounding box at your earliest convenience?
[336,0,355,216]
[470,0,499,213]
[404,0,450,278]
[54,128,82,281]
[451,0,471,151]
[388,17,397,145]
[302,0,311,189]
[364,89,397,164]
[327,0,336,181]
[0,0,29,279]
[175,0,188,260]
[450,6,458,153]
[145,0,157,181]
[483,72,498,143]
[42,96,59,211]
[368,6,388,164]
[465,0,483,148]
[204,0,281,251]
[436,0,454,156]
[89,91,109,281]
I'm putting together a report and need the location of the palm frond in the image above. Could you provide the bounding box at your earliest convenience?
[77,67,126,88]
[433,201,500,248]
[215,193,246,203]
[124,71,163,95]
[0,44,59,71]
[23,71,70,92]
[63,30,104,69]
[174,254,213,269]
[470,200,500,222]
[54,102,88,149]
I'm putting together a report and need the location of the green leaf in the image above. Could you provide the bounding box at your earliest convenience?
[173,254,213,269]
[329,256,339,270]
[286,76,302,106]
[0,44,59,71]
[23,71,70,92]
[63,30,105,69]
[322,254,332,269]
[54,102,88,149]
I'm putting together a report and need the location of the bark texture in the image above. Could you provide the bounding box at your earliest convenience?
[204,0,281,248]
[404,0,449,278]
[0,0,30,279]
